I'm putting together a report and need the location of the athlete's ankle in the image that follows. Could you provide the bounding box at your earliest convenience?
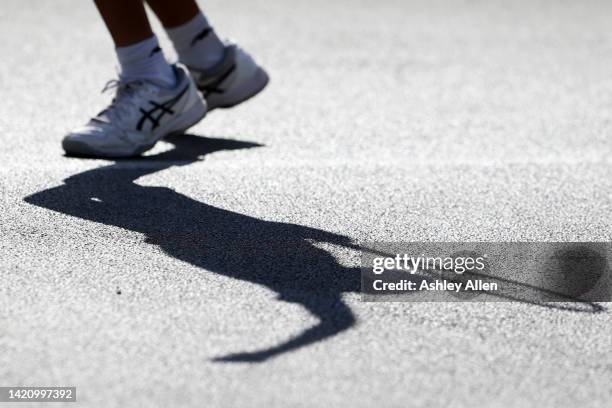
[165,12,225,70]
[116,35,176,88]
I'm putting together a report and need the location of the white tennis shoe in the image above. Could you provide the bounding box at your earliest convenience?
[62,64,206,158]
[187,42,269,110]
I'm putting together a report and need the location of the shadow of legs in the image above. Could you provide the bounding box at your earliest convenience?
[25,134,361,362]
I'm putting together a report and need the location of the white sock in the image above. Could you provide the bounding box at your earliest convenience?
[165,12,225,70]
[116,35,176,88]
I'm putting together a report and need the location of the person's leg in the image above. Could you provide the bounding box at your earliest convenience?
[146,0,269,110]
[146,0,225,69]
[94,0,175,86]
[94,0,152,47]
[143,0,199,28]
[61,0,207,157]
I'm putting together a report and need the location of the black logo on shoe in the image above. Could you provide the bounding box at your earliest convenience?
[136,86,189,131]
[199,64,236,97]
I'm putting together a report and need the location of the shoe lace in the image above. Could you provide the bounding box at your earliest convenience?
[97,79,149,124]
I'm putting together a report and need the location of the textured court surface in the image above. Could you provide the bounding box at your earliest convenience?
[1,0,611,407]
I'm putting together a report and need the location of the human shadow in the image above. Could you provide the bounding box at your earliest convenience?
[25,134,605,362]
[24,134,361,362]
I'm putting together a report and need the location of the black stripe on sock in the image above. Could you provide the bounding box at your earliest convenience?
[191,27,213,46]
[149,46,162,57]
